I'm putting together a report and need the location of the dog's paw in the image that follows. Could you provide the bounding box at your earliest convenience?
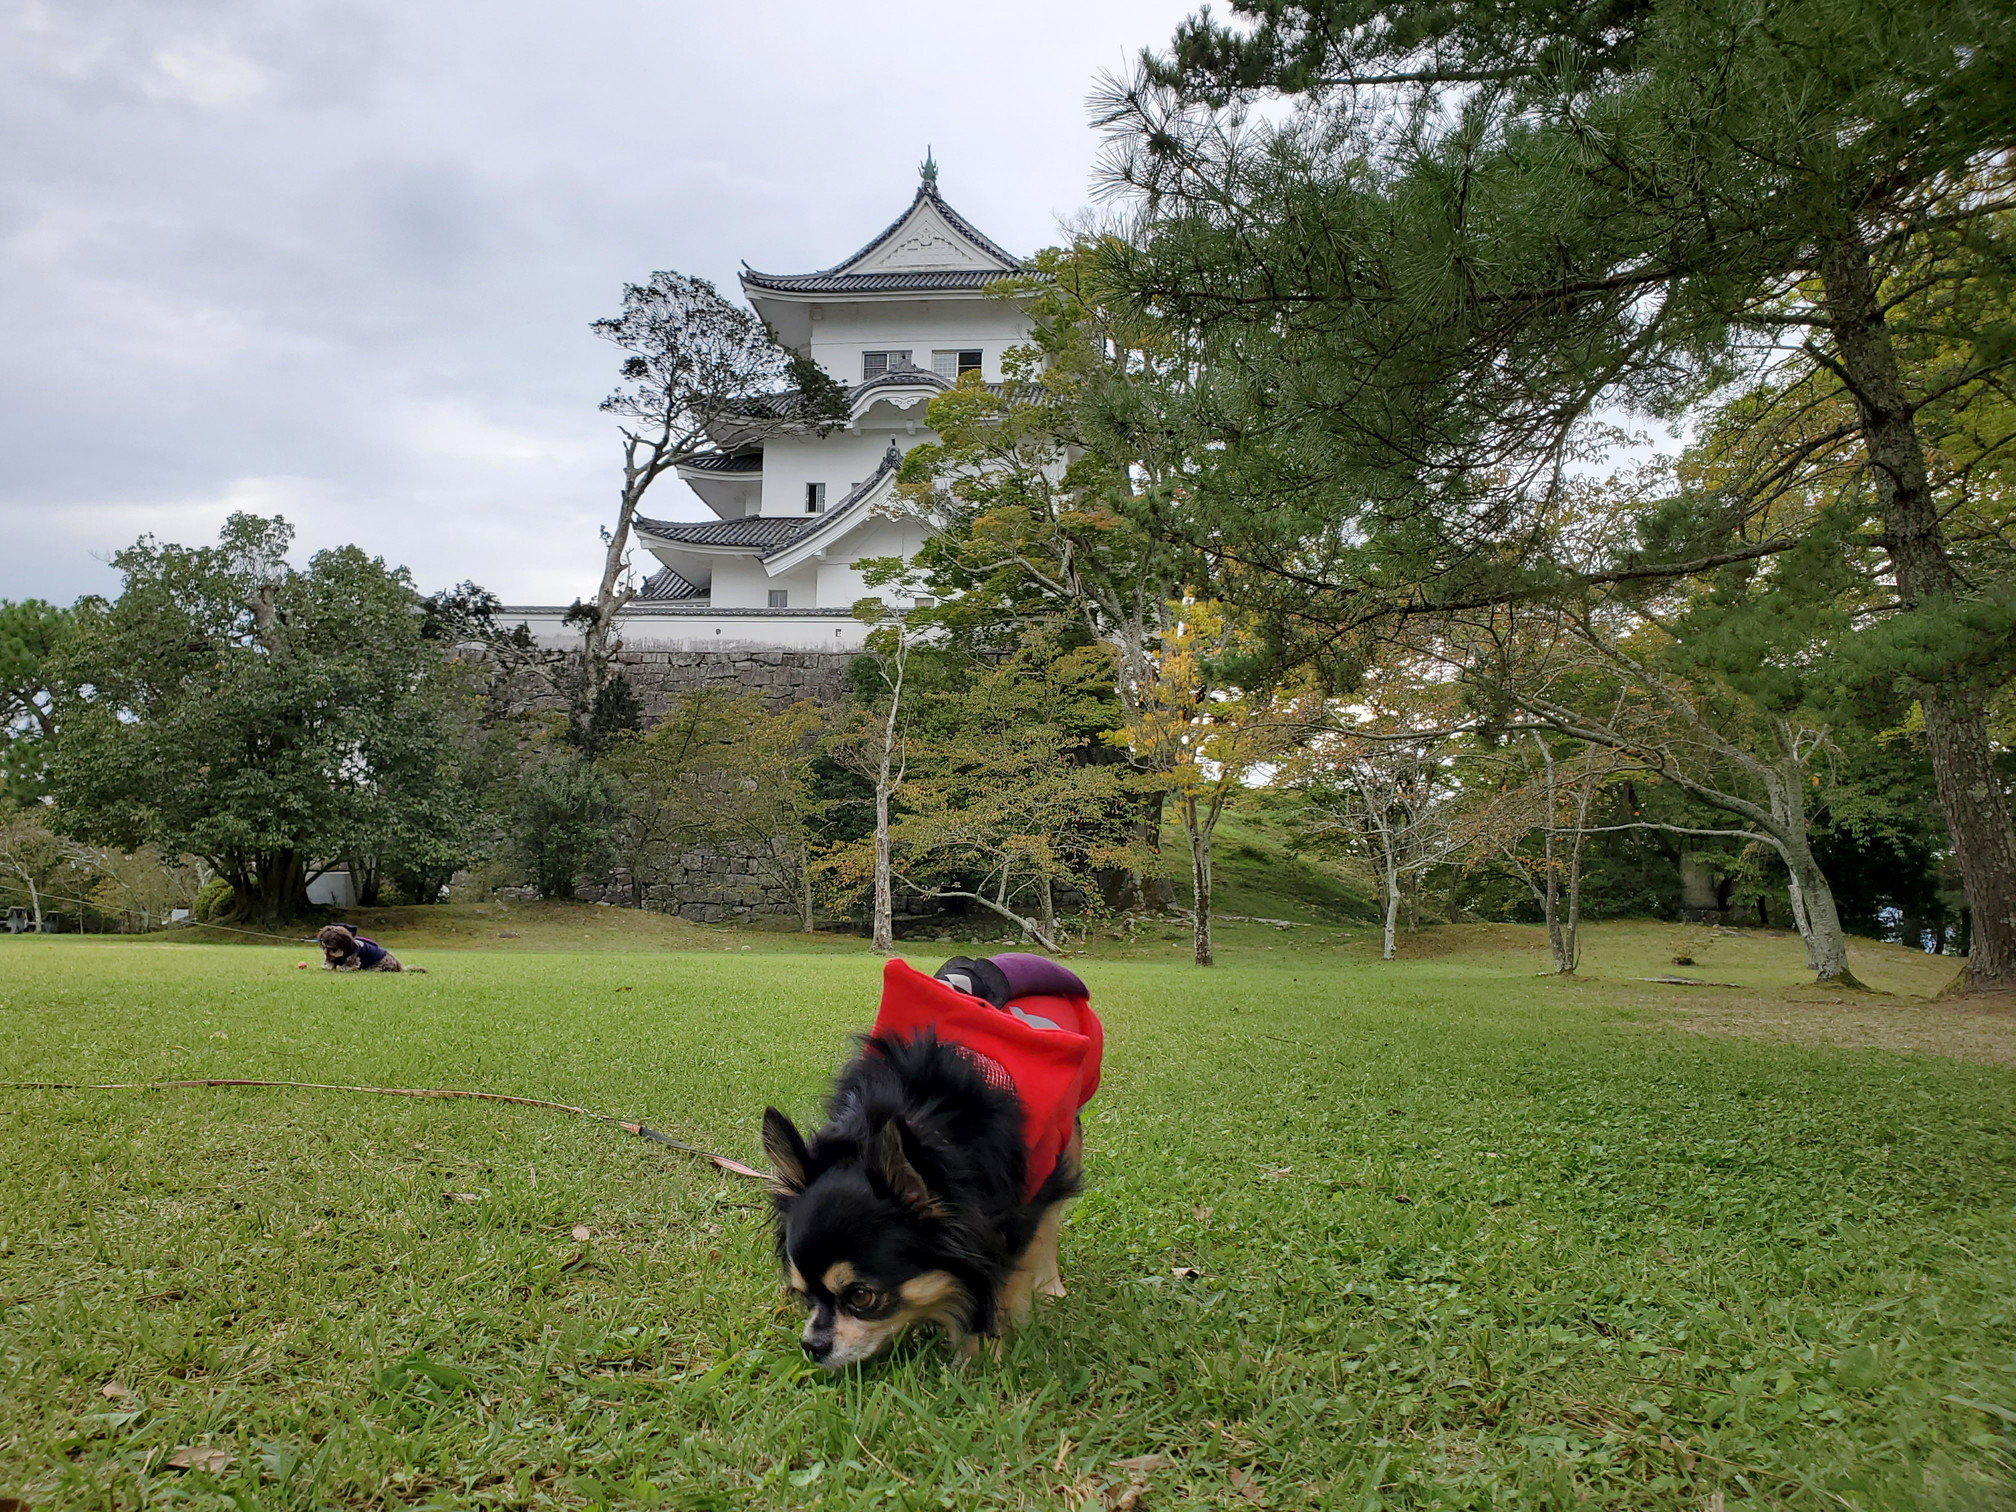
[1037,1274,1067,1299]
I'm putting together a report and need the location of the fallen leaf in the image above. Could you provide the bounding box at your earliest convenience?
[1483,1151,1503,1158]
[1393,1193,1414,1204]
[1112,1454,1172,1473]
[99,1381,130,1400]
[0,1497,32,1512]
[559,1250,587,1273]
[1170,1266,1202,1280]
[571,1225,591,1242]
[165,1446,233,1474]
[1191,1206,1213,1223]
[1227,1465,1265,1504]
[443,1192,481,1205]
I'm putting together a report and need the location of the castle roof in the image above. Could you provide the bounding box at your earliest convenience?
[635,565,705,601]
[675,449,763,474]
[633,515,810,551]
[741,179,1025,298]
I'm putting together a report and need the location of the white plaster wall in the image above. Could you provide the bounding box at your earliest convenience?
[815,516,933,605]
[759,430,906,521]
[807,297,1031,385]
[506,607,871,652]
[707,558,819,609]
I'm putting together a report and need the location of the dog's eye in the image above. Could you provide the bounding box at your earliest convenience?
[840,1286,890,1317]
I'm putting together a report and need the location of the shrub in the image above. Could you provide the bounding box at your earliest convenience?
[192,878,235,923]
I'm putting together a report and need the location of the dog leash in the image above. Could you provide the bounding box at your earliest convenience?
[3,1077,770,1182]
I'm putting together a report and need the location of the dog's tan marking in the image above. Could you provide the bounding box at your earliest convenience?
[786,1263,808,1295]
[807,1269,968,1369]
[899,1270,959,1311]
[820,1261,857,1294]
[1029,1200,1068,1299]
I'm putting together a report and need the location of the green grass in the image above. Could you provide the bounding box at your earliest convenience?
[1,923,2011,1510]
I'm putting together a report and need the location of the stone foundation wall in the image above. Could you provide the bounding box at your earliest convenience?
[614,648,856,717]
[577,841,805,925]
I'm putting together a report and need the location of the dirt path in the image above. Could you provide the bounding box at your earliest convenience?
[1642,987,2016,1067]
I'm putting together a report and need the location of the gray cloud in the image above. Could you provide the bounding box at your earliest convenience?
[1,0,1189,604]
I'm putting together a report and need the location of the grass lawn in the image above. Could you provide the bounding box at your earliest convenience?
[1,920,2011,1510]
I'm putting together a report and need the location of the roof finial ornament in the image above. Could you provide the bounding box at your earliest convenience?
[920,146,938,189]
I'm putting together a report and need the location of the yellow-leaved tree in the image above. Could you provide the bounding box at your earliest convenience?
[1118,599,1316,966]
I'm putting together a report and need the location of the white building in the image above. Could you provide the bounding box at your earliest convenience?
[513,164,1035,652]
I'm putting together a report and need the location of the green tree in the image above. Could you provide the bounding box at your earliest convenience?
[1108,0,2016,986]
[47,514,477,923]
[509,755,616,901]
[823,623,1147,950]
[0,599,72,802]
[898,243,1208,907]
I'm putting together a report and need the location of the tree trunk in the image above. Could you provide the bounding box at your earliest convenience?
[1820,231,2016,992]
[1782,840,1861,986]
[244,851,308,925]
[872,771,894,953]
[869,648,906,955]
[1184,795,1214,966]
[1381,834,1401,962]
[1561,777,1592,974]
[1134,788,1177,911]
[1537,738,1568,972]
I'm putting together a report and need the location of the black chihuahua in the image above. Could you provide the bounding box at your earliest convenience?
[762,954,1101,1368]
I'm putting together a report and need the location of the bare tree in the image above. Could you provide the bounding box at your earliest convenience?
[1457,606,1867,987]
[1468,735,1612,975]
[823,611,918,953]
[1300,734,1468,961]
[0,805,65,931]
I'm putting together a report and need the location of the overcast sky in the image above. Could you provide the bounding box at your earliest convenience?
[0,0,1194,606]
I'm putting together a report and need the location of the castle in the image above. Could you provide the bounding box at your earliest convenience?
[509,162,1035,659]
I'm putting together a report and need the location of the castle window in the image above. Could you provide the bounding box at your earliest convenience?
[862,350,912,379]
[768,589,789,609]
[805,482,826,513]
[932,349,983,379]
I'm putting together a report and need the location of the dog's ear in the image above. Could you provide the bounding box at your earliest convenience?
[761,1108,811,1195]
[876,1119,944,1217]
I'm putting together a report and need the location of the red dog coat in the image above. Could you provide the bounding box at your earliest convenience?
[872,956,1103,1202]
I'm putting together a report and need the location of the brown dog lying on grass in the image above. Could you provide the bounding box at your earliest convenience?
[316,923,423,972]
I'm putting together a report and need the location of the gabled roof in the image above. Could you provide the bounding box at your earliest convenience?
[762,440,907,575]
[741,180,1025,297]
[637,440,909,573]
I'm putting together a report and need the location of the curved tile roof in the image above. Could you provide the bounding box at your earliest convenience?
[741,182,1029,296]
[852,365,951,398]
[636,565,705,601]
[676,449,763,475]
[742,268,1018,294]
[635,515,810,550]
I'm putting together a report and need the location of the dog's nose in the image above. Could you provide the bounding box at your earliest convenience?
[801,1334,831,1362]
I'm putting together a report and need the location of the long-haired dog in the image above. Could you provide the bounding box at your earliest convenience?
[763,954,1102,1369]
